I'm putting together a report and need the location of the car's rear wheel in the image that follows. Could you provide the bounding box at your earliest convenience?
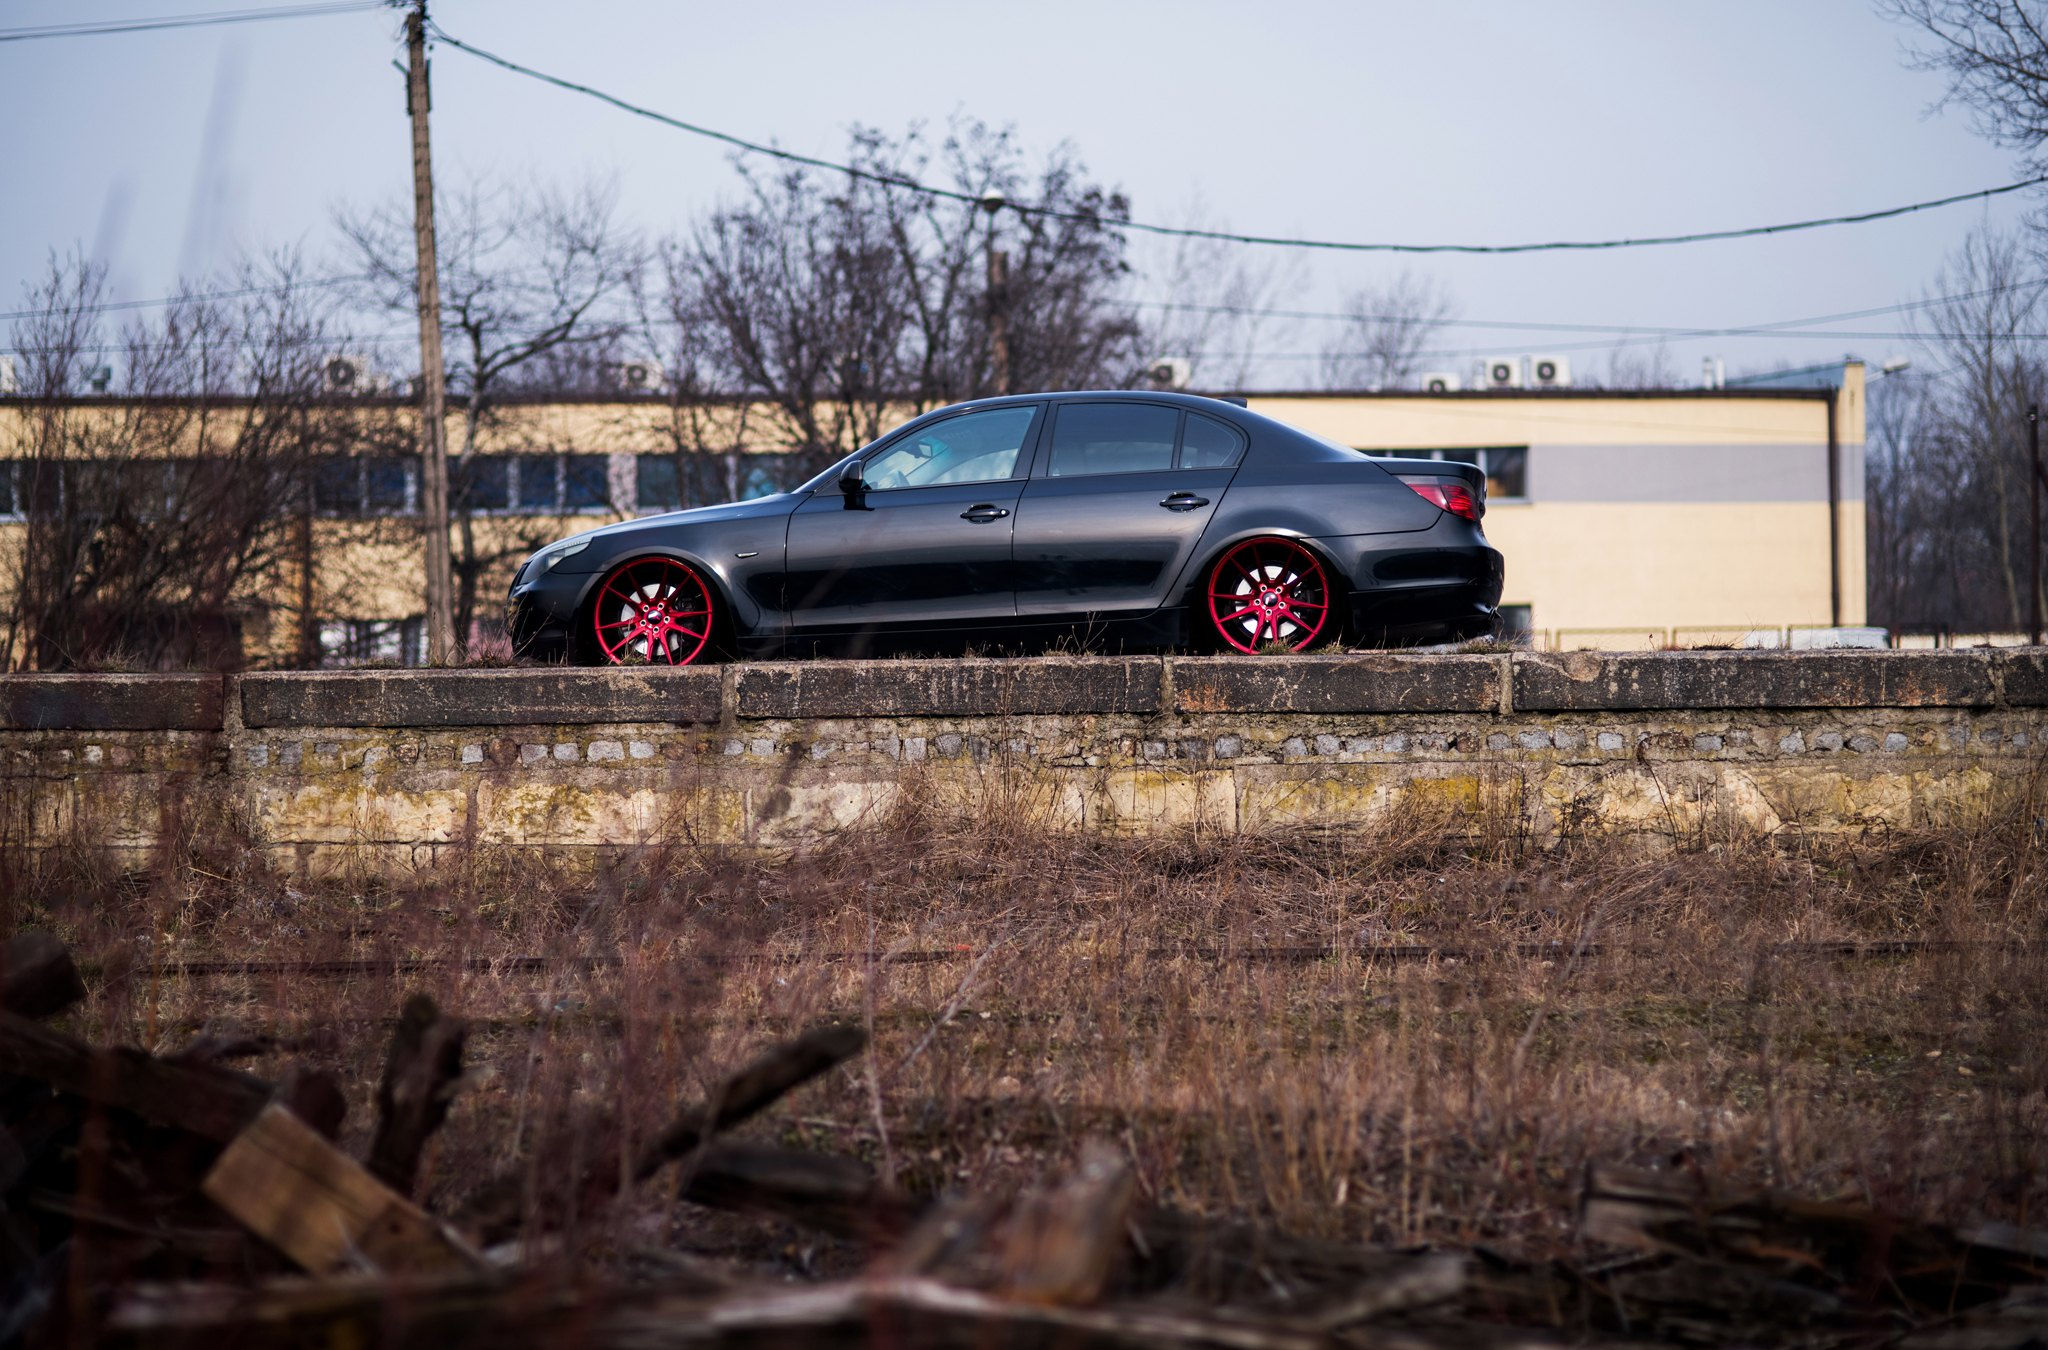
[589,556,717,665]
[1204,537,1335,653]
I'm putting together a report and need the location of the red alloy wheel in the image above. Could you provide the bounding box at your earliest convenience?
[1205,537,1332,653]
[591,557,716,666]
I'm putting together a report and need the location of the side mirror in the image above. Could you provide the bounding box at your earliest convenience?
[838,461,864,502]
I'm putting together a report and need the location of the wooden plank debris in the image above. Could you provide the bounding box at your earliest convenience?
[201,1103,484,1276]
[0,932,86,1020]
[0,1009,270,1143]
[463,1022,867,1242]
[367,992,467,1196]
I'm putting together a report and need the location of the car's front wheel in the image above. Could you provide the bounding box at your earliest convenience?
[587,556,718,665]
[1203,537,1336,653]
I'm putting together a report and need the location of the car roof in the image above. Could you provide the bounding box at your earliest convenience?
[938,390,1250,415]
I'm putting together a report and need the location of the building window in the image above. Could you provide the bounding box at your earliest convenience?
[740,455,792,499]
[1360,446,1528,500]
[318,616,425,667]
[493,453,614,515]
[315,455,419,516]
[637,454,681,511]
[453,456,510,513]
[563,454,609,511]
[636,451,800,511]
[1496,604,1533,638]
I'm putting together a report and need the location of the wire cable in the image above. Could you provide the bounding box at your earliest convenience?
[0,274,370,325]
[0,2,386,43]
[429,21,2048,256]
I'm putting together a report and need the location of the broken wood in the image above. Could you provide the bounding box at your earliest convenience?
[108,1272,1341,1350]
[992,1136,1135,1305]
[677,1141,919,1241]
[0,932,85,1020]
[463,1022,867,1241]
[1580,1162,2045,1314]
[0,1009,271,1143]
[1308,1252,1466,1330]
[202,1103,485,1276]
[366,993,466,1196]
[635,1023,866,1179]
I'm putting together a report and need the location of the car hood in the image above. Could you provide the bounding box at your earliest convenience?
[585,492,798,543]
[519,493,801,577]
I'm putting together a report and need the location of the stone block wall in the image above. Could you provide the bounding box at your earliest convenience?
[2,652,2044,870]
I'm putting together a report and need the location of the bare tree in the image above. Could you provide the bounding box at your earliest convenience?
[1883,1,2048,170]
[628,242,755,510]
[1137,197,1308,392]
[1,251,353,670]
[339,175,643,653]
[1590,342,1680,390]
[1865,368,1967,628]
[1317,271,1458,390]
[682,117,1144,487]
[1913,226,2046,626]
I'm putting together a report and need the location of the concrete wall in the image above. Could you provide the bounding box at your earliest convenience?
[1,650,2040,872]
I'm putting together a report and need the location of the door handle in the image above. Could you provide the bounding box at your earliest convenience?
[1160,493,1210,511]
[960,505,1011,523]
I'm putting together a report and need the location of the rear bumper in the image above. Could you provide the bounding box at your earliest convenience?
[1324,531,1504,645]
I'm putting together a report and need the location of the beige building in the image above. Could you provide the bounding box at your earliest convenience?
[0,366,1864,663]
[1251,362,1865,648]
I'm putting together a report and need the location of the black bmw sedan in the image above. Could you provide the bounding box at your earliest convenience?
[507,391,1503,664]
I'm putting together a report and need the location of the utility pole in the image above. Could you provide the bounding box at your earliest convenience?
[978,191,1011,396]
[986,247,1011,396]
[2021,401,2048,647]
[406,1,455,663]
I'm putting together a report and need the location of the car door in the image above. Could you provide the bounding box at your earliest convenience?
[782,403,1044,632]
[1012,402,1246,618]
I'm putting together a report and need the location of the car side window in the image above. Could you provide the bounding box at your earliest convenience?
[1047,403,1179,477]
[861,406,1037,490]
[1179,412,1246,469]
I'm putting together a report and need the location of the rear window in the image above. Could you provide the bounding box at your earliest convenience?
[1048,403,1179,477]
[1180,412,1245,468]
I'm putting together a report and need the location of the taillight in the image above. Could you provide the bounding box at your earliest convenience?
[1399,476,1481,522]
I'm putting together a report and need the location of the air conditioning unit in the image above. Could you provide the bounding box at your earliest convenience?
[1419,371,1462,394]
[1529,355,1571,388]
[1142,357,1193,390]
[0,355,18,396]
[1481,356,1522,389]
[322,355,379,395]
[610,360,665,394]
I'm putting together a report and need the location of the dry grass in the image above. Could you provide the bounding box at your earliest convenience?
[6,767,2047,1277]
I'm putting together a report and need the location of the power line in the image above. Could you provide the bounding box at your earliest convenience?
[0,274,369,325]
[430,20,2048,257]
[1133,280,2048,337]
[0,2,386,43]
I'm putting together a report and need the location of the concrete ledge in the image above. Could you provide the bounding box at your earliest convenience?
[0,674,223,731]
[1174,655,1500,713]
[1,650,2039,733]
[240,669,721,729]
[1997,651,2048,706]
[1512,651,1997,712]
[737,657,1163,718]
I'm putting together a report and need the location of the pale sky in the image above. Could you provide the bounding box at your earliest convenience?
[0,0,2034,388]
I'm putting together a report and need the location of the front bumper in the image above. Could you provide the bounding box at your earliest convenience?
[506,566,590,663]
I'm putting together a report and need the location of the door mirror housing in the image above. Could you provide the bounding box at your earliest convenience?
[838,461,865,504]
